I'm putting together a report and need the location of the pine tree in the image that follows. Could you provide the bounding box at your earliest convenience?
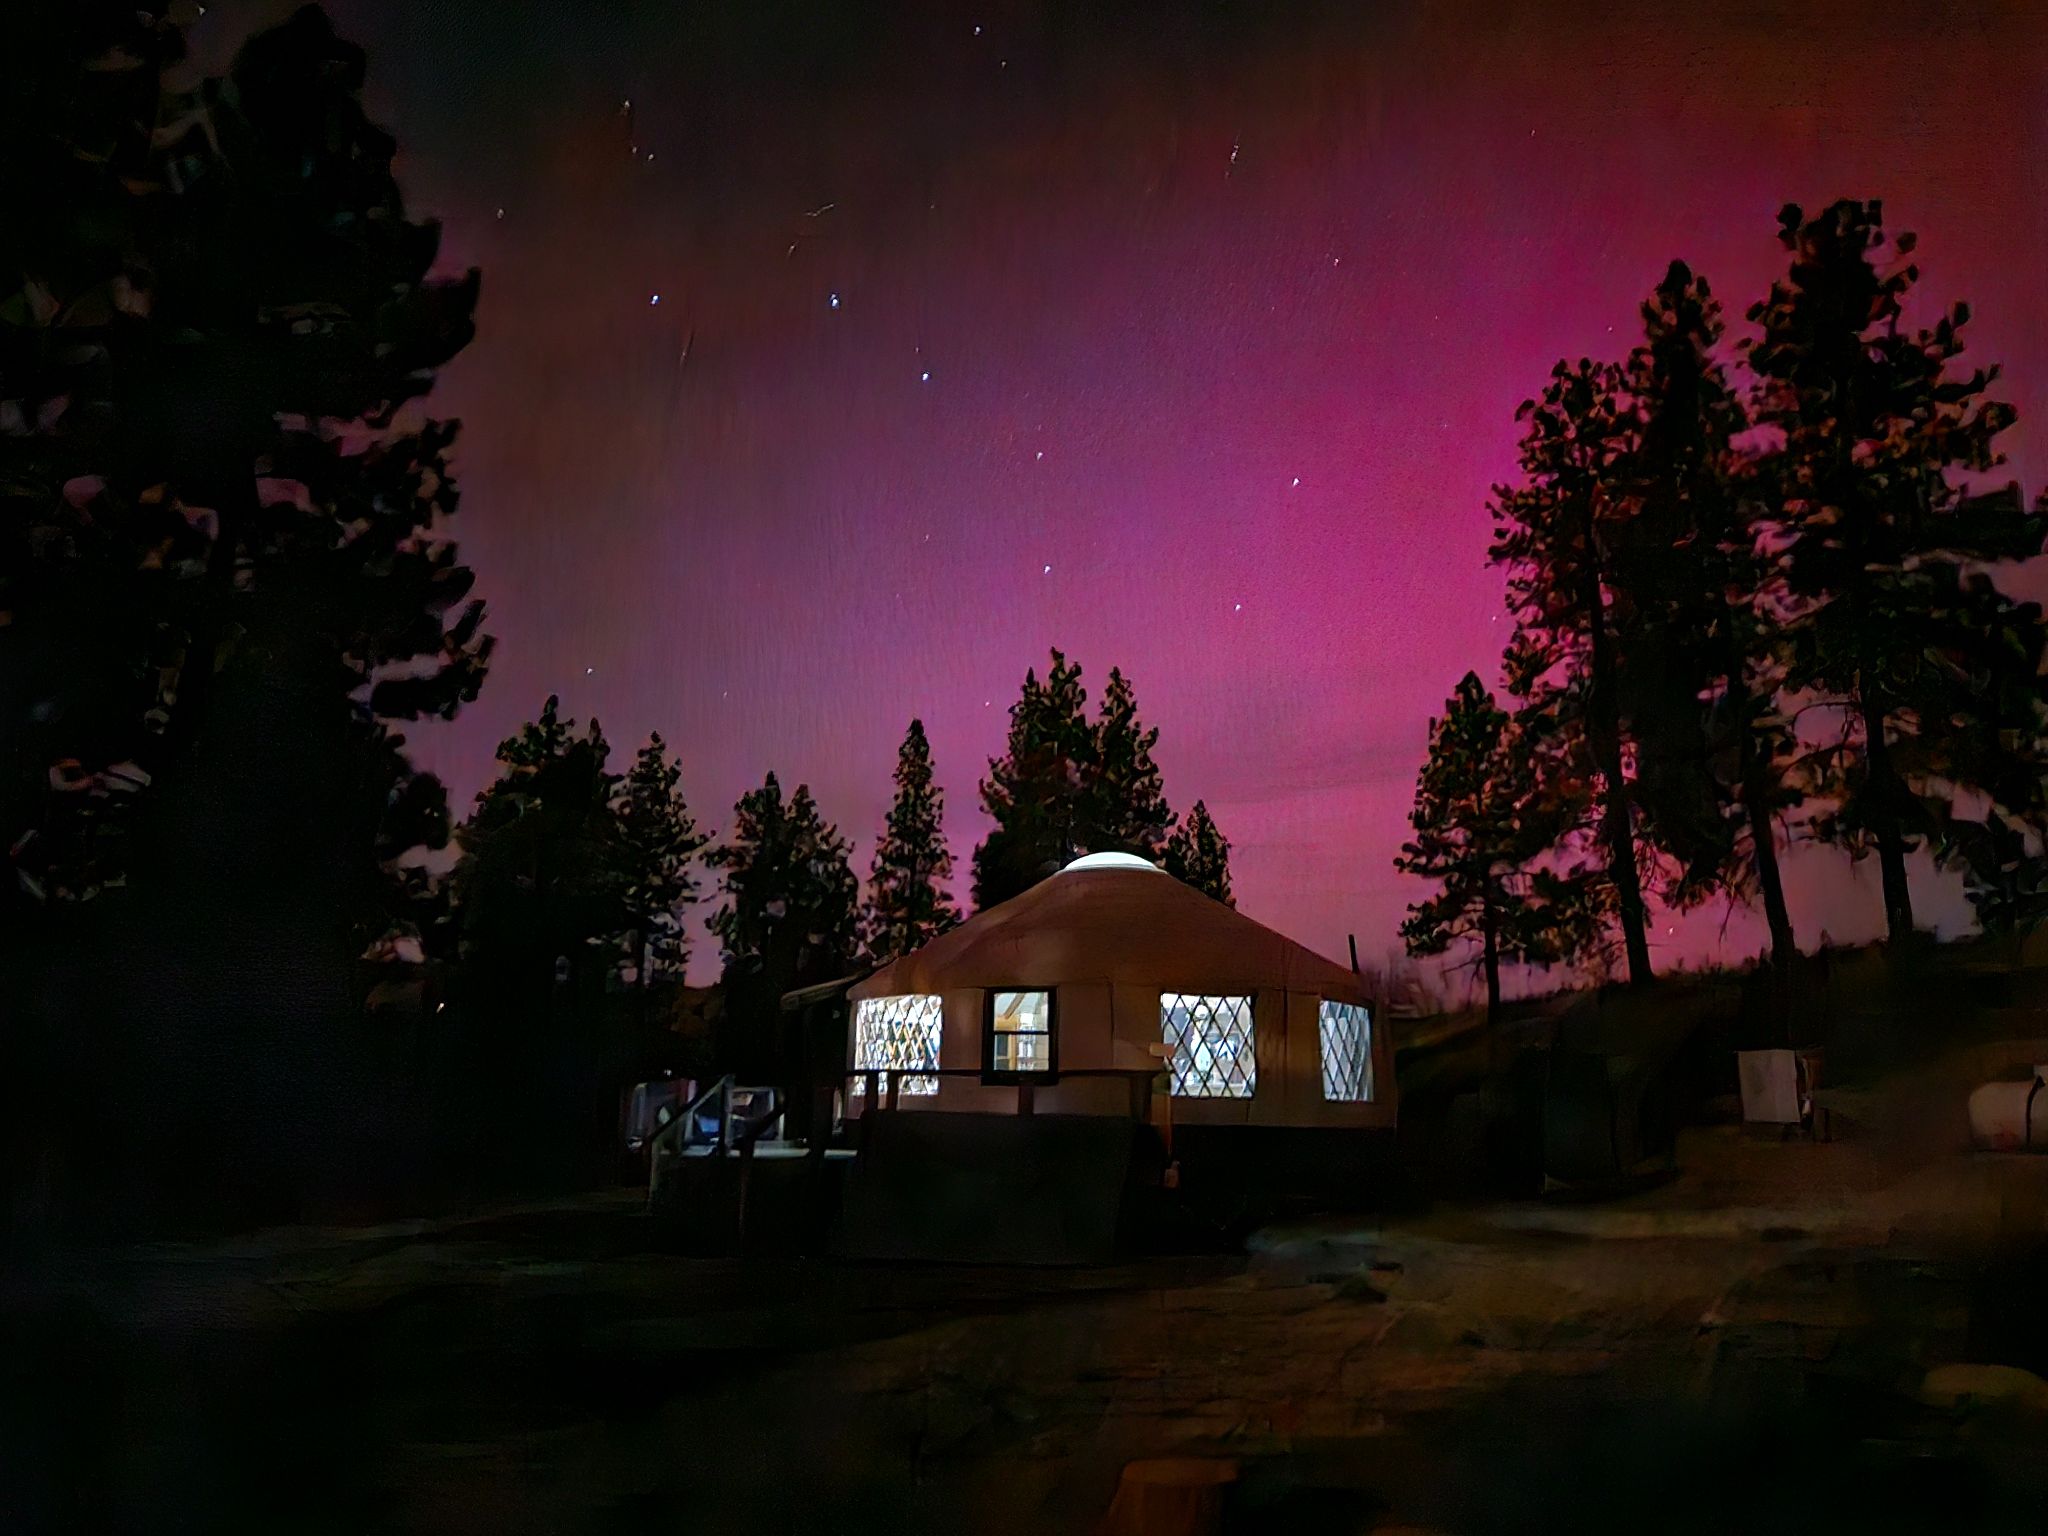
[1748,200,2044,944]
[616,733,708,985]
[1395,674,1594,1024]
[1087,666,1176,862]
[1492,359,1654,985]
[1613,261,1800,966]
[865,719,961,964]
[2,5,487,922]
[1,5,488,1219]
[452,698,627,998]
[1164,800,1234,906]
[708,773,860,998]
[973,649,1095,907]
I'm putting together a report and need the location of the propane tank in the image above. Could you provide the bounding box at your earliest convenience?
[1967,1069,2048,1152]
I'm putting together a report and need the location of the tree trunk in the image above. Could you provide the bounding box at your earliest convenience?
[1579,521,1652,987]
[1481,894,1503,1028]
[1745,790,1797,968]
[1858,690,1915,945]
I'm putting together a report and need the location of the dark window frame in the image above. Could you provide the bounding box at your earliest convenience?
[982,987,1059,1084]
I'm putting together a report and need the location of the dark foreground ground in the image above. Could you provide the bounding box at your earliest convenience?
[10,1093,2048,1534]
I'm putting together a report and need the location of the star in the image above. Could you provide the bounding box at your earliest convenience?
[1290,476,1300,488]
[829,292,841,309]
[649,293,661,306]
[1042,564,1052,574]
[495,207,505,220]
[585,667,594,675]
[920,370,931,382]
[1233,603,1243,612]
[974,24,982,35]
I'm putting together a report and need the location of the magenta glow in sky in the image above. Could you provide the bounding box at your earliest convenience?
[208,1,2048,983]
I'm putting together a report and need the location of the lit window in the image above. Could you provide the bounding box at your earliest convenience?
[1161,993,1255,1098]
[850,994,942,1096]
[987,989,1055,1075]
[1319,1000,1373,1102]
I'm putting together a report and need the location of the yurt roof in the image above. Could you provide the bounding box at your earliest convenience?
[851,856,1367,1003]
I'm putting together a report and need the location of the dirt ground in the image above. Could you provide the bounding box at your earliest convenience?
[10,1110,2048,1535]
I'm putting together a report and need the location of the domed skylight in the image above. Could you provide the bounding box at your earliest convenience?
[1061,851,1163,874]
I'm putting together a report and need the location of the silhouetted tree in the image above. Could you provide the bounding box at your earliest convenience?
[453,699,626,1000]
[1950,810,2048,942]
[1493,360,1654,985]
[974,650,1095,906]
[1748,200,2043,945]
[1,4,486,1223]
[708,774,859,1065]
[1613,261,1801,966]
[1164,800,1234,906]
[864,719,961,964]
[3,4,485,915]
[1397,674,1594,1024]
[1089,667,1175,862]
[616,733,708,985]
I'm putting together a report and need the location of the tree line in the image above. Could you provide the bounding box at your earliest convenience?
[453,645,1236,1025]
[1397,201,2048,1019]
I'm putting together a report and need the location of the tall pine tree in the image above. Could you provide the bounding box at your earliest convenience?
[708,772,860,1007]
[1164,800,1234,906]
[2,4,488,1220]
[1088,667,1175,862]
[1614,261,1801,966]
[452,698,627,1001]
[1493,360,1654,985]
[865,719,961,964]
[1396,674,1593,1024]
[1748,200,2043,944]
[616,733,708,985]
[973,650,1095,906]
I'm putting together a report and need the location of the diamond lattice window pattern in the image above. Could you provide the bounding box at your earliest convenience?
[1161,993,1256,1099]
[850,994,943,1096]
[1319,1000,1374,1102]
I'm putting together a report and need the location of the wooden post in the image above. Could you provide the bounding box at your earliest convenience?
[736,1137,753,1251]
[1017,1082,1036,1116]
[885,1069,901,1112]
[809,1087,835,1161]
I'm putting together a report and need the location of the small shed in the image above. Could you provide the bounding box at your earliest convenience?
[845,853,1394,1133]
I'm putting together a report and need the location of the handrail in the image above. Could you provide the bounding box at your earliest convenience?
[649,1074,786,1164]
[650,1074,729,1164]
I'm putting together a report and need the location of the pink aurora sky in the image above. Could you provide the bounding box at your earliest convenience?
[211,1,2048,987]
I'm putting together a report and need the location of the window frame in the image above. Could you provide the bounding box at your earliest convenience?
[849,993,944,1097]
[981,986,1059,1084]
[1159,991,1258,1100]
[1316,998,1375,1103]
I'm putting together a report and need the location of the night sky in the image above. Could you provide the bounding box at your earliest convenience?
[201,1,2047,987]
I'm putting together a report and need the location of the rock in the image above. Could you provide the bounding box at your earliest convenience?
[1098,1458,1239,1536]
[1920,1363,2048,1414]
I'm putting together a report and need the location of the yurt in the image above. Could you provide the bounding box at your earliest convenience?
[845,852,1395,1136]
